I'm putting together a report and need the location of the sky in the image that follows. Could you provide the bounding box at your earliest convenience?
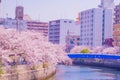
[1,0,120,22]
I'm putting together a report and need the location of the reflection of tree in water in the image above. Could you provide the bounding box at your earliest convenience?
[97,68,120,79]
[100,72,120,80]
[47,65,120,80]
[46,67,65,80]
[114,73,120,79]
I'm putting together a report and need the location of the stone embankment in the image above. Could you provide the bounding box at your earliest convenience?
[73,58,120,69]
[0,65,56,80]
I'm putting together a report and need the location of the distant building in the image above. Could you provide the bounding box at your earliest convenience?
[66,30,80,46]
[98,0,114,9]
[27,21,48,36]
[48,19,80,44]
[113,24,120,46]
[0,18,27,31]
[65,33,80,52]
[65,32,80,53]
[76,12,80,23]
[114,3,120,24]
[80,8,113,47]
[15,6,24,20]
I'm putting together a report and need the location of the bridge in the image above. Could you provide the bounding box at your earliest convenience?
[68,54,120,59]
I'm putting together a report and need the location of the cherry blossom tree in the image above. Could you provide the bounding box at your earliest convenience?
[70,45,118,55]
[91,46,103,53]
[70,46,91,53]
[0,26,72,66]
[102,47,117,54]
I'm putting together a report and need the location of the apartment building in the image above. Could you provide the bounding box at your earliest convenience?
[114,3,120,24]
[27,21,48,36]
[49,19,80,44]
[80,8,113,47]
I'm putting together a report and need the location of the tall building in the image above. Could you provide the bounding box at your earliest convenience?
[114,3,120,24]
[80,8,113,47]
[15,6,24,20]
[48,19,80,44]
[27,21,48,36]
[99,0,114,9]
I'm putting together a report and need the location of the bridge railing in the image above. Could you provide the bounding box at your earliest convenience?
[68,53,120,59]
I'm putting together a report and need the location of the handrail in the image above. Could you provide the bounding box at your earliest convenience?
[68,54,120,59]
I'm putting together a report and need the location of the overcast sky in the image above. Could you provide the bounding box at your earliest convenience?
[1,0,120,22]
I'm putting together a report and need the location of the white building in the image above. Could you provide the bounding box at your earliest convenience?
[48,19,80,44]
[99,0,114,9]
[0,18,27,31]
[80,8,113,47]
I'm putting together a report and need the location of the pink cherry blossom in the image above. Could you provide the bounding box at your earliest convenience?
[70,46,91,53]
[102,47,117,54]
[0,26,72,66]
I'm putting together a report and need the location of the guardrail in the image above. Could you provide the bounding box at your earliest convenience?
[68,54,120,59]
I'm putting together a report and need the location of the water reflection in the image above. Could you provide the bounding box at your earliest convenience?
[48,65,120,80]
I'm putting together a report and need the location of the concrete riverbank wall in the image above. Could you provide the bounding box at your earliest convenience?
[73,58,120,69]
[0,65,56,80]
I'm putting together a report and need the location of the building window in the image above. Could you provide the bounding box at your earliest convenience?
[91,38,93,41]
[91,42,93,46]
[64,21,67,23]
[77,43,80,45]
[91,28,93,31]
[91,33,93,36]
[56,20,60,23]
[91,10,94,13]
[69,21,72,23]
[77,38,80,40]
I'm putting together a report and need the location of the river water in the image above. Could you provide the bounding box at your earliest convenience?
[48,65,120,80]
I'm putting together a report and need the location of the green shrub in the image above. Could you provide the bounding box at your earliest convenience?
[0,63,3,77]
[80,49,89,53]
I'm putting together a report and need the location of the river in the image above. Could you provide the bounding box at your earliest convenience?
[48,65,120,80]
